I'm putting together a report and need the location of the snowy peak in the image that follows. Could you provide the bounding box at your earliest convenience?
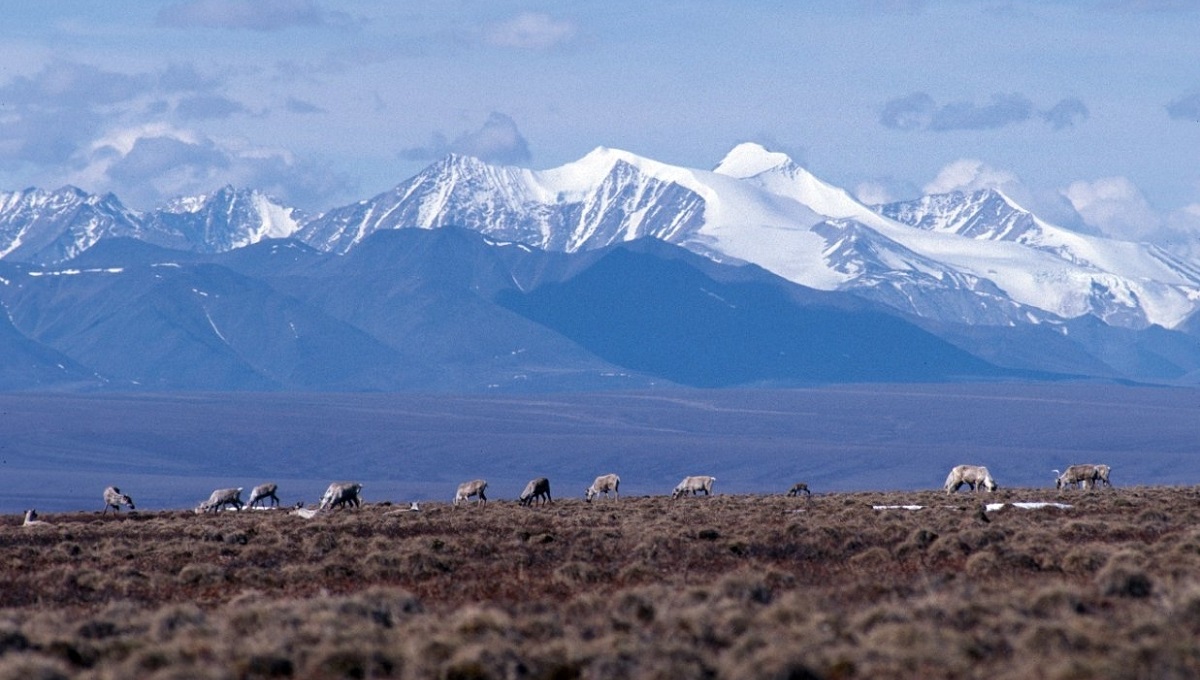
[715,144,881,223]
[541,146,704,199]
[300,149,711,254]
[294,145,1200,329]
[0,186,141,264]
[0,183,303,264]
[145,186,302,252]
[4,143,1200,333]
[877,188,1040,242]
[713,142,793,178]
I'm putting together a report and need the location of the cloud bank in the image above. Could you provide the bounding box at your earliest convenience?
[0,58,350,211]
[1064,177,1162,242]
[157,0,326,31]
[64,123,352,212]
[401,113,532,165]
[923,159,1021,195]
[881,93,1088,131]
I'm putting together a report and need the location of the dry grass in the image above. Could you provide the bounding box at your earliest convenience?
[2,487,1200,678]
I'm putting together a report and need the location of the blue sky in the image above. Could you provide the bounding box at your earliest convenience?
[2,1,1198,254]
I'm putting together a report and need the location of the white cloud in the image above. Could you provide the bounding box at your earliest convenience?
[1161,203,1200,258]
[922,159,1021,195]
[880,93,1087,132]
[484,12,577,50]
[401,112,532,165]
[1176,203,1200,225]
[66,123,350,211]
[854,181,896,206]
[1063,176,1161,241]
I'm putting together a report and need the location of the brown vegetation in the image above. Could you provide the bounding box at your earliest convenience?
[2,487,1200,678]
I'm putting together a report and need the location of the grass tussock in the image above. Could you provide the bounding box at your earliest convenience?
[2,487,1200,678]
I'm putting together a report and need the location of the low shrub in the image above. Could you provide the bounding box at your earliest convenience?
[0,488,1197,678]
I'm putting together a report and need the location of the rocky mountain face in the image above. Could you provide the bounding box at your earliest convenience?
[294,145,1200,332]
[0,228,1054,390]
[0,187,142,265]
[4,146,1200,390]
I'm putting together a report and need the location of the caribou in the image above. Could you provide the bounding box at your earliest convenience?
[1054,464,1112,491]
[22,509,50,527]
[247,483,281,508]
[102,486,135,514]
[196,487,244,513]
[318,482,363,511]
[454,479,488,506]
[944,465,998,494]
[672,475,716,499]
[786,482,811,497]
[585,473,621,502]
[518,477,552,507]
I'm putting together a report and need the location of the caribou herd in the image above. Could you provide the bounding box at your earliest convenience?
[14,461,1120,523]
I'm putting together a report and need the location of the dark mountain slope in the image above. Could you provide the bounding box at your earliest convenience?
[226,228,651,391]
[0,261,426,390]
[497,246,1024,387]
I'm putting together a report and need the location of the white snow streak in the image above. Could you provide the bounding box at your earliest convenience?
[28,268,124,277]
[204,310,227,343]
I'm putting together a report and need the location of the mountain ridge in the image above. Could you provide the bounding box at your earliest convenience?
[4,145,1198,332]
[3,145,1200,390]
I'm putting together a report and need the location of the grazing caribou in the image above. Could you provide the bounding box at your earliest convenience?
[1054,464,1112,491]
[519,477,552,507]
[318,482,363,511]
[786,482,811,497]
[672,475,716,499]
[585,473,620,502]
[247,483,281,508]
[454,479,488,506]
[196,487,244,513]
[944,465,997,494]
[102,486,135,514]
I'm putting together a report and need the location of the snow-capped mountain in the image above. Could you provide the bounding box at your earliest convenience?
[298,150,713,257]
[3,143,1200,332]
[298,143,1200,330]
[142,185,303,253]
[876,189,1200,328]
[0,185,301,264]
[0,187,142,265]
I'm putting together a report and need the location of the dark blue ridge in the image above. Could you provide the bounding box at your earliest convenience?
[496,245,1019,387]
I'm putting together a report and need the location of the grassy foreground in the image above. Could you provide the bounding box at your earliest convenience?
[2,487,1200,679]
